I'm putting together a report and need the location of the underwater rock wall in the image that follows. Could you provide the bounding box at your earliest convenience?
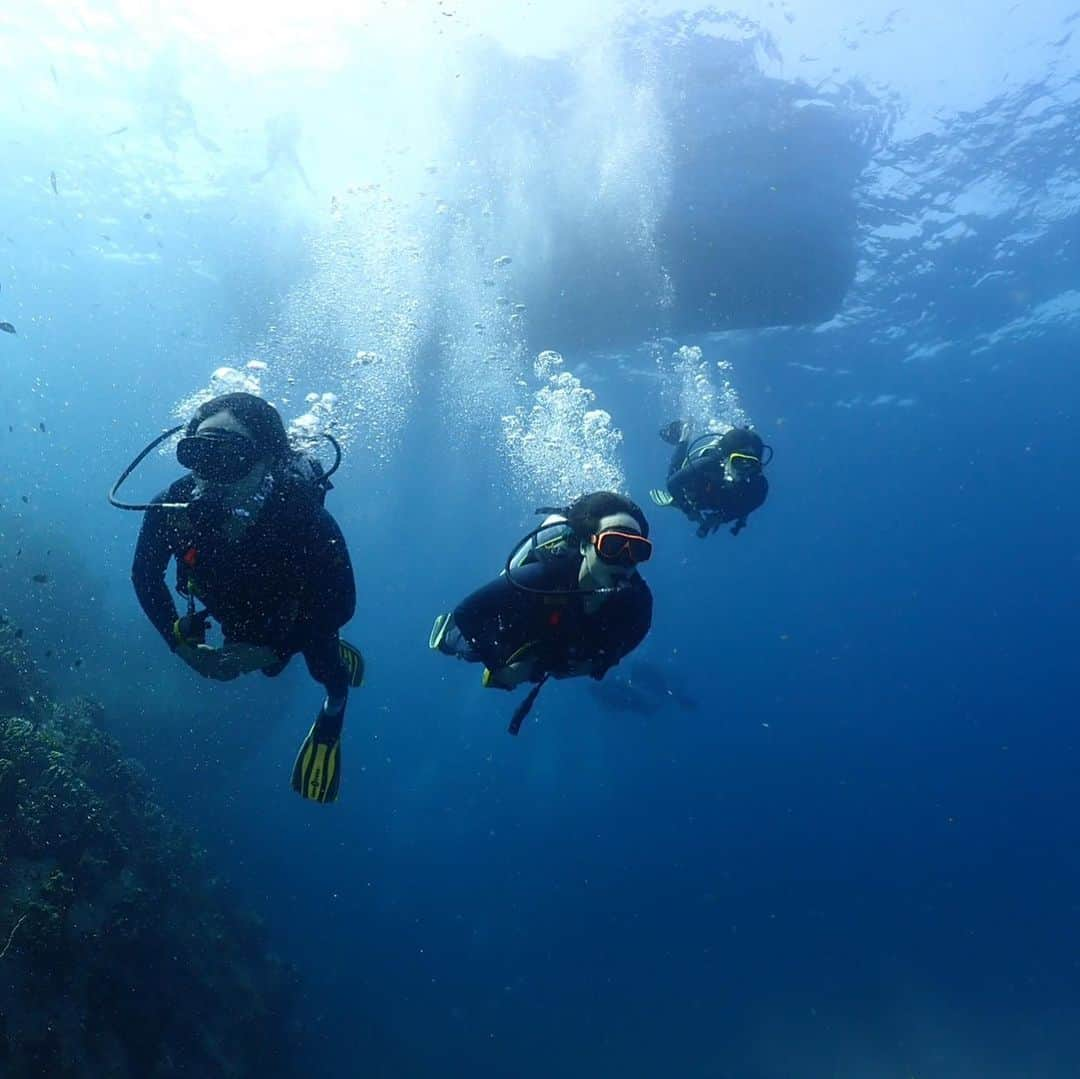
[0,620,299,1078]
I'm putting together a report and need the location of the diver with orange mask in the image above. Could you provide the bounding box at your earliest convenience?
[429,492,654,735]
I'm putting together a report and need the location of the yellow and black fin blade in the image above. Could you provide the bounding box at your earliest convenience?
[338,639,365,688]
[291,723,342,803]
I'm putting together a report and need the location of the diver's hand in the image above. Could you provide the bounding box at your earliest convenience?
[484,661,536,690]
[175,642,239,681]
[219,641,279,677]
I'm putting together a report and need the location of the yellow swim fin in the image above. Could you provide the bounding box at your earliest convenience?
[291,714,342,804]
[338,638,365,688]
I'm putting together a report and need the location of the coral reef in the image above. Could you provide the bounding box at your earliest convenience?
[0,619,299,1077]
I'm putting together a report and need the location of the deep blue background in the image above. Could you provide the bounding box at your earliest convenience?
[2,7,1079,1075]
[94,329,1072,1078]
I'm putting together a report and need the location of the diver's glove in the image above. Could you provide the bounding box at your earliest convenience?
[174,639,238,681]
[174,617,233,680]
[173,619,278,681]
[220,641,280,675]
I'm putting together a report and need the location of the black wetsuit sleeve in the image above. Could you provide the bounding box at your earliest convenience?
[716,474,769,533]
[278,507,356,656]
[132,501,180,650]
[452,571,532,672]
[593,585,653,678]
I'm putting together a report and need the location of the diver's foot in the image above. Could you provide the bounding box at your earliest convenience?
[659,419,689,445]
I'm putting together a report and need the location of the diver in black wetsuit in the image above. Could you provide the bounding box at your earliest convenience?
[429,492,653,734]
[125,392,360,803]
[650,421,770,538]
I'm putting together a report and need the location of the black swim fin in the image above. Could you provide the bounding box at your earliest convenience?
[508,674,549,736]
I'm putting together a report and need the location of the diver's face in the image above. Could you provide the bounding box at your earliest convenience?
[582,511,646,583]
[723,452,761,484]
[185,410,264,487]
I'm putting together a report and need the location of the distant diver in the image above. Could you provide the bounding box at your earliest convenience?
[111,392,362,804]
[649,421,770,537]
[429,492,654,734]
[251,112,313,194]
[141,49,221,155]
[588,659,699,717]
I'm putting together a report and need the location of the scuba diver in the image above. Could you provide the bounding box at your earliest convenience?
[649,421,771,538]
[111,392,363,804]
[428,491,653,735]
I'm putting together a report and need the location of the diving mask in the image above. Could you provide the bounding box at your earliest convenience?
[592,529,653,566]
[726,452,762,479]
[176,429,260,484]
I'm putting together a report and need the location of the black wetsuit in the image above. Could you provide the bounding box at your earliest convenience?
[132,471,356,696]
[450,555,652,681]
[667,439,767,536]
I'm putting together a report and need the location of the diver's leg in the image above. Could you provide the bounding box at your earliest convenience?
[292,635,349,803]
[668,437,690,478]
[303,634,350,714]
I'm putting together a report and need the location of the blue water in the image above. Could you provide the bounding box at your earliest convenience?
[3,2,1080,1076]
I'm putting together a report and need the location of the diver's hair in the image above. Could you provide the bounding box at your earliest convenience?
[186,392,291,463]
[565,491,649,540]
[718,427,764,458]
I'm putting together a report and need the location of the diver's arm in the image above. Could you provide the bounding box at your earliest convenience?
[591,587,654,679]
[131,504,180,650]
[453,572,527,672]
[453,563,568,676]
[280,508,357,656]
[724,476,768,536]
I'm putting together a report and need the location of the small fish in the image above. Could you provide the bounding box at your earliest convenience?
[44,649,53,658]
[73,658,83,668]
[50,64,59,86]
[142,212,152,220]
[0,322,15,334]
[31,574,49,584]
[38,421,45,433]
[14,628,23,639]
[50,171,58,195]
[107,126,129,137]
[100,234,111,242]
[20,495,28,503]
[7,425,12,432]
